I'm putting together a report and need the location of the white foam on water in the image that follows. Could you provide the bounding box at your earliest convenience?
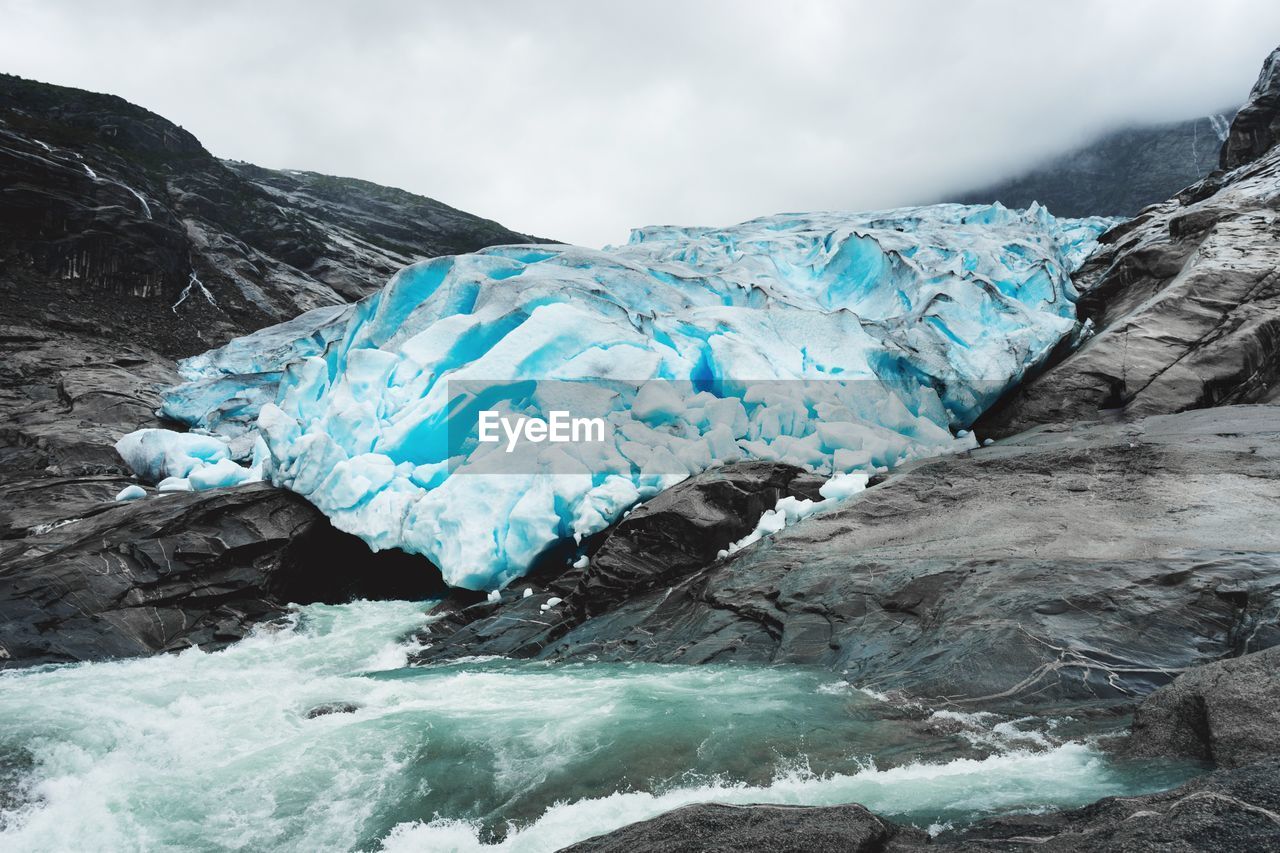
[0,601,433,853]
[375,742,1117,853]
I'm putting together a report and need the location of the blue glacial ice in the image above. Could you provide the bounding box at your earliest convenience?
[114,484,147,502]
[134,203,1111,590]
[114,429,231,481]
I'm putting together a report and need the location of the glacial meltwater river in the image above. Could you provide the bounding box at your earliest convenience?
[0,600,1197,852]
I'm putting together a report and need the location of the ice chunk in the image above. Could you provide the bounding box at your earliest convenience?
[722,494,822,557]
[819,471,872,501]
[114,484,146,502]
[114,427,263,494]
[719,469,881,560]
[154,204,1112,590]
[114,429,230,482]
[188,458,259,491]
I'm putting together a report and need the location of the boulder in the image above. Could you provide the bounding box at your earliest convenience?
[570,461,826,619]
[557,802,917,853]
[1126,645,1280,768]
[0,482,444,668]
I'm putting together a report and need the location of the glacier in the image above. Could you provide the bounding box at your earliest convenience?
[132,203,1111,590]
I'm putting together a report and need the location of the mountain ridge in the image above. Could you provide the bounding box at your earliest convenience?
[0,72,546,359]
[948,109,1236,217]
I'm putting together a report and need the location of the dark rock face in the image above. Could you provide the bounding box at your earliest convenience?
[411,462,824,664]
[420,407,1280,707]
[0,320,183,555]
[1,76,330,358]
[949,110,1234,218]
[978,55,1280,438]
[1221,47,1280,170]
[0,324,178,484]
[557,802,916,853]
[305,701,361,719]
[0,482,443,668]
[1126,646,1280,769]
[573,462,825,619]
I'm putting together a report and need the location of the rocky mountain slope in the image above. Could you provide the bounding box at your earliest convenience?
[949,110,1234,217]
[0,74,541,649]
[0,73,542,545]
[979,46,1280,436]
[1220,47,1280,169]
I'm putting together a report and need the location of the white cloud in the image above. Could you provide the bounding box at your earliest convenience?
[3,0,1278,245]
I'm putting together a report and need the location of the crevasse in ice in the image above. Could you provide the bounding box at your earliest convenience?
[145,204,1111,590]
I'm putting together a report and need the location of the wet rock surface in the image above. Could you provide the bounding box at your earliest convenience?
[411,462,825,664]
[571,462,826,619]
[419,406,1280,708]
[0,323,178,486]
[304,701,362,719]
[0,483,313,667]
[0,482,443,669]
[558,802,916,853]
[1220,46,1280,170]
[1126,645,1280,769]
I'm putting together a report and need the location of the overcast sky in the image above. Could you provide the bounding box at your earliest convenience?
[3,1,1278,246]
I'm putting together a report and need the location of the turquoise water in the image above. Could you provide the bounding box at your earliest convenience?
[0,601,1197,852]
